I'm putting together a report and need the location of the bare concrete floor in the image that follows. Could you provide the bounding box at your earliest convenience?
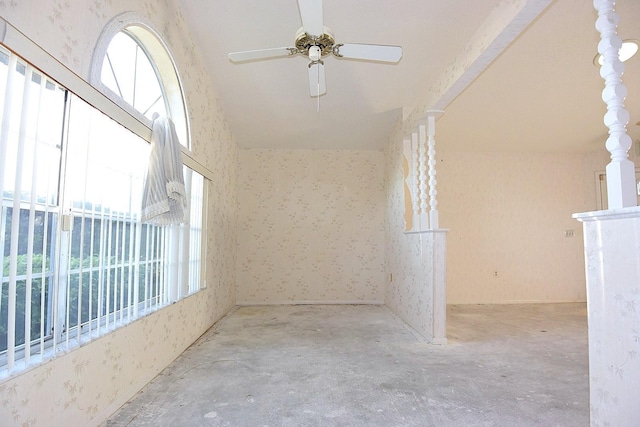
[104,303,589,426]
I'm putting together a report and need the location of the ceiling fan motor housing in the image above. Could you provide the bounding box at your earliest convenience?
[295,26,335,57]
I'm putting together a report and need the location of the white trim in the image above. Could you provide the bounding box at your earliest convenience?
[593,168,640,211]
[181,147,214,181]
[404,228,449,235]
[573,206,640,222]
[237,300,385,306]
[448,300,588,305]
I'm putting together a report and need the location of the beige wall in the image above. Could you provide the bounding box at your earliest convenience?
[384,126,623,310]
[437,151,591,304]
[385,142,632,307]
[236,149,386,304]
[0,1,237,426]
[384,125,616,336]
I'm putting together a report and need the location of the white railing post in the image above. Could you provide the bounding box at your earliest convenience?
[417,129,429,231]
[594,0,637,209]
[425,111,444,228]
[411,133,421,231]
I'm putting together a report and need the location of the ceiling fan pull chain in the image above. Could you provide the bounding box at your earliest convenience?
[317,68,320,112]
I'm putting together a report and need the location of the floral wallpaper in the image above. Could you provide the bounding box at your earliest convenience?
[576,211,640,425]
[383,128,435,340]
[0,0,621,424]
[236,149,386,304]
[0,1,237,425]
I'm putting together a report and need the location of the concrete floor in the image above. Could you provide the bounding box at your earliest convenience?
[104,303,589,426]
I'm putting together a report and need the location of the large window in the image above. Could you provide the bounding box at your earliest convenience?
[0,37,205,374]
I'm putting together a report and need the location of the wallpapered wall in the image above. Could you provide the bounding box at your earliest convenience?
[383,129,434,337]
[384,126,605,334]
[236,149,386,304]
[436,151,590,304]
[0,1,237,426]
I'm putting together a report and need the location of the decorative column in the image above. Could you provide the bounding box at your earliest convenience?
[594,0,637,208]
[572,2,640,425]
[424,110,446,344]
[426,111,443,228]
[399,111,447,344]
[412,132,421,230]
[417,129,429,231]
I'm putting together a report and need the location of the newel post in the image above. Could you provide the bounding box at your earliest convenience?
[594,0,637,208]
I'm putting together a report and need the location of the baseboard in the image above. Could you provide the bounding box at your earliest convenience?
[448,300,587,305]
[236,300,385,306]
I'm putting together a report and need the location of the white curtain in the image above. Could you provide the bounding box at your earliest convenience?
[141,115,187,225]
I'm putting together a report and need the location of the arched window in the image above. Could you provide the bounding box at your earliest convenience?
[91,13,190,149]
[0,14,208,376]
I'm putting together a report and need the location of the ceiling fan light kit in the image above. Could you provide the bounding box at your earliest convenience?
[593,39,639,66]
[228,0,403,98]
[295,26,335,58]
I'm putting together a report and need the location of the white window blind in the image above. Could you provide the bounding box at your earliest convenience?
[0,46,65,370]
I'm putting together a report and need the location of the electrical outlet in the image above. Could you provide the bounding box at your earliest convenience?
[493,270,498,278]
[564,229,575,238]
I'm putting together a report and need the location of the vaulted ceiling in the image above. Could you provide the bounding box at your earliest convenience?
[179,0,640,153]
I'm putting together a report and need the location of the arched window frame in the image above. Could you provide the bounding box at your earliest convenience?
[90,12,191,150]
[0,14,213,377]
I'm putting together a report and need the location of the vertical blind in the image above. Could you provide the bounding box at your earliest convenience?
[0,45,207,375]
[0,47,65,370]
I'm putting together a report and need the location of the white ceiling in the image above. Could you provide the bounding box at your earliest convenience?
[179,0,640,153]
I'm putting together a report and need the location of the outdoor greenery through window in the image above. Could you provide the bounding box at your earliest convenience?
[0,41,205,374]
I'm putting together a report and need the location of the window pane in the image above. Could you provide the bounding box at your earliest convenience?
[0,47,64,205]
[64,95,166,330]
[102,32,137,106]
[133,45,166,118]
[102,32,166,122]
[187,169,204,293]
[1,208,55,352]
[65,96,149,215]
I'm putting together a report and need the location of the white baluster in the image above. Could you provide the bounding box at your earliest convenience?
[427,116,438,229]
[426,111,443,228]
[411,133,421,231]
[418,128,429,231]
[594,0,637,208]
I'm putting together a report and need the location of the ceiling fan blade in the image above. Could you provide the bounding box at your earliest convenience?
[298,0,324,37]
[308,62,326,97]
[335,43,403,63]
[228,47,295,63]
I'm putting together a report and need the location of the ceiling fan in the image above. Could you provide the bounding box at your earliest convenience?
[228,0,403,97]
